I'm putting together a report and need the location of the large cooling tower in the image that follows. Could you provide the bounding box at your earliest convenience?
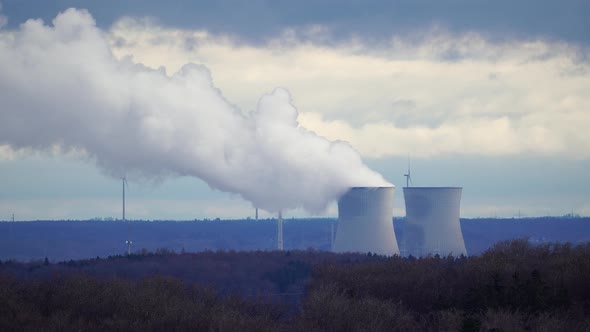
[402,187,467,257]
[333,187,399,256]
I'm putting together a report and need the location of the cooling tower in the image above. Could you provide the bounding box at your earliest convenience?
[333,187,399,256]
[402,187,467,257]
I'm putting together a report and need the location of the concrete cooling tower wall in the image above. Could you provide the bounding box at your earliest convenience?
[333,187,399,256]
[402,187,467,257]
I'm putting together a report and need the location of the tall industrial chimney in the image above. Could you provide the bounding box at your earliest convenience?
[277,210,283,251]
[402,187,467,257]
[333,187,399,256]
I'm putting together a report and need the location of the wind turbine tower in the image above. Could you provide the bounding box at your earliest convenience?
[122,177,132,255]
[404,159,412,188]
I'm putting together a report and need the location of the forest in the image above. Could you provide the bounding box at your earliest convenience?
[1,239,590,331]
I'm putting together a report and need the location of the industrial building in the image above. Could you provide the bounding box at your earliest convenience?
[402,187,467,257]
[333,187,399,256]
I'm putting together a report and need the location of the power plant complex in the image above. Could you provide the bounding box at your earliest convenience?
[332,179,467,257]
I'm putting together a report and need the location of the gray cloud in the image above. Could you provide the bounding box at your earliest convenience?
[0,8,389,214]
[105,17,590,160]
[1,0,589,46]
[0,2,7,28]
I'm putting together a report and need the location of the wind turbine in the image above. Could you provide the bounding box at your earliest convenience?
[122,176,132,255]
[403,158,413,188]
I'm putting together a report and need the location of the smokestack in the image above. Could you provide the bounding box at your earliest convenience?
[333,187,399,256]
[277,210,283,251]
[122,177,126,222]
[330,221,335,251]
[122,177,132,255]
[403,187,467,257]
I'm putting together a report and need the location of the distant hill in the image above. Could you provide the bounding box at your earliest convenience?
[0,217,588,261]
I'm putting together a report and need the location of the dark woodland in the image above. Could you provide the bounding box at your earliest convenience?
[0,217,589,330]
[1,240,590,330]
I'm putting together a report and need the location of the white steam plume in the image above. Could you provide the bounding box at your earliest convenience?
[0,2,7,29]
[0,8,390,213]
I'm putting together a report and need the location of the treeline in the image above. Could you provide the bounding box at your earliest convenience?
[1,240,590,331]
[0,249,346,299]
[306,239,590,331]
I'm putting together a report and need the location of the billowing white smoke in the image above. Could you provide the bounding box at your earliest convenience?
[0,8,390,213]
[0,3,6,29]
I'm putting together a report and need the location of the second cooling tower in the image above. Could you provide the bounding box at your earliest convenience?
[333,187,399,256]
[402,187,467,257]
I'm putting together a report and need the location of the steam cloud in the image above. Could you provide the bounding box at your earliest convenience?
[0,3,6,29]
[0,8,390,213]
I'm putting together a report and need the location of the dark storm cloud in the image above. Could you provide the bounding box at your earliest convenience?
[1,0,589,45]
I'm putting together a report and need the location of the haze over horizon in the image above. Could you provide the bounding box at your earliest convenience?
[0,1,589,220]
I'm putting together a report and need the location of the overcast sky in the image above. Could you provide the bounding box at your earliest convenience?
[0,1,589,220]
